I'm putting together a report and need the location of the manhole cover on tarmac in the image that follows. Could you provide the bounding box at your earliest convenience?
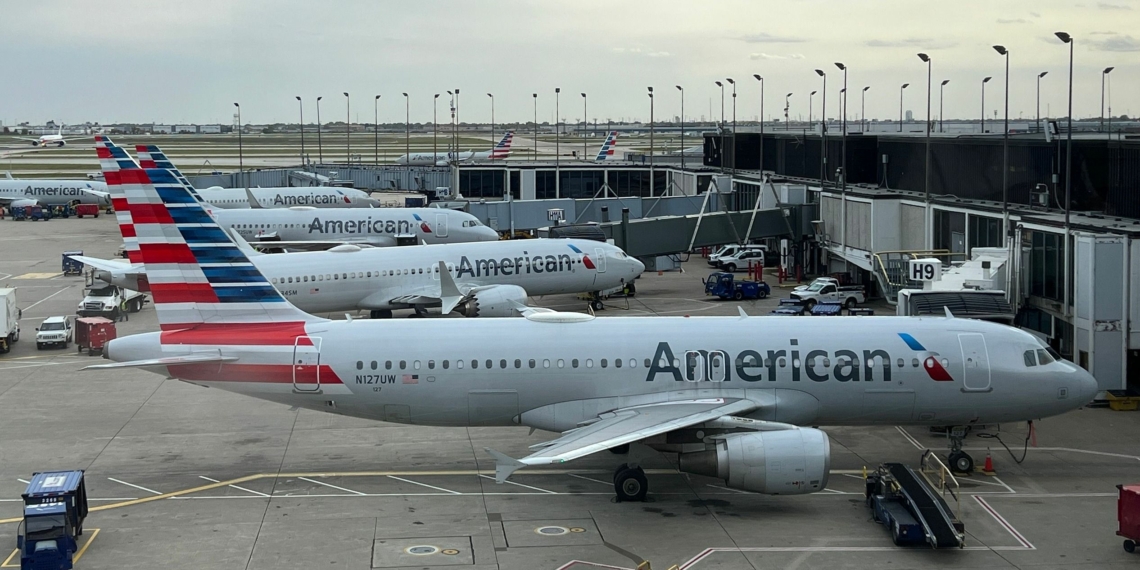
[405,545,440,555]
[441,549,460,555]
[536,526,569,535]
[569,527,586,533]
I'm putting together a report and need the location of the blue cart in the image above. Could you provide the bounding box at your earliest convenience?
[62,252,84,276]
[703,272,771,301]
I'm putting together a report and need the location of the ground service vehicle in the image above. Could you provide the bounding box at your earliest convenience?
[61,252,84,276]
[1119,483,1140,553]
[715,248,770,273]
[76,285,146,318]
[790,278,866,309]
[704,272,771,300]
[0,288,20,353]
[707,244,767,267]
[75,317,116,356]
[36,316,73,349]
[75,204,100,218]
[17,470,89,570]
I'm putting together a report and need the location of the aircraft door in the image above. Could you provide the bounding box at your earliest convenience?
[593,248,607,273]
[435,214,449,237]
[292,336,322,392]
[685,351,704,382]
[958,333,991,392]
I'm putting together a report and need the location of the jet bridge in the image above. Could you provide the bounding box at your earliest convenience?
[590,206,808,259]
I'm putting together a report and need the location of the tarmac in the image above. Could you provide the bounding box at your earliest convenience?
[1,215,1138,569]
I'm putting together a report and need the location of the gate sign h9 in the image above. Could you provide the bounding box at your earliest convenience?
[908,258,942,282]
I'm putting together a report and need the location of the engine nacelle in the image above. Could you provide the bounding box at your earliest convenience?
[10,199,38,209]
[458,284,528,318]
[678,429,830,495]
[57,140,67,147]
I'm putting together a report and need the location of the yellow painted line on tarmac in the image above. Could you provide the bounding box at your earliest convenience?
[72,528,100,563]
[0,548,15,568]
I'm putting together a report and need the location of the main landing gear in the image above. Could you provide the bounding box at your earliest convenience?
[945,426,975,474]
[369,309,393,319]
[613,464,648,502]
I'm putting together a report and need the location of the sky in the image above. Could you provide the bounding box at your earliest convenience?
[3,0,1138,126]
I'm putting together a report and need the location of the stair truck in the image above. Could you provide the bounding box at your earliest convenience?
[17,470,89,570]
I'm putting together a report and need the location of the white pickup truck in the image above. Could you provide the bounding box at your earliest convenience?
[790,277,866,309]
[77,285,147,319]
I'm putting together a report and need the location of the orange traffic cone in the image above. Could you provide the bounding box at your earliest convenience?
[982,449,996,476]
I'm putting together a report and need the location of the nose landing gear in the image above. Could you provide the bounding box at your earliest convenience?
[945,426,975,474]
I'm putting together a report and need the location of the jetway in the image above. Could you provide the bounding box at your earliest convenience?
[586,206,809,259]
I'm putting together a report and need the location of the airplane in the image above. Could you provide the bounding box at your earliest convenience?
[395,131,514,166]
[594,131,619,162]
[0,179,110,209]
[136,145,380,209]
[95,135,498,255]
[15,125,87,148]
[78,226,643,318]
[90,143,1099,503]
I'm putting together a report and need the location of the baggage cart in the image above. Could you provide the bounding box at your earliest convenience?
[75,317,116,356]
[1118,484,1140,552]
[62,252,84,276]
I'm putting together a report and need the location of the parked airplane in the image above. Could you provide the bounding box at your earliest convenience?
[91,151,1099,503]
[15,125,87,147]
[95,137,495,251]
[137,145,380,208]
[594,131,619,162]
[0,179,109,208]
[395,131,514,166]
[78,234,643,318]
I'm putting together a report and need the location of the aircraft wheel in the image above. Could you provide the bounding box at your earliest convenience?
[591,300,604,311]
[370,309,393,319]
[614,466,648,502]
[948,451,974,474]
[613,464,628,483]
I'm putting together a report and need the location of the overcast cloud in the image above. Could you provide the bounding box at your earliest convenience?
[2,0,1137,125]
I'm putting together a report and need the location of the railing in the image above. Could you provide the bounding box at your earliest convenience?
[920,450,961,518]
[871,250,966,306]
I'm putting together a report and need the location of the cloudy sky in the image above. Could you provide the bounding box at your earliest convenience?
[4,0,1137,125]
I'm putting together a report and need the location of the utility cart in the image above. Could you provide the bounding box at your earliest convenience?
[1118,484,1140,553]
[75,317,116,356]
[61,252,84,276]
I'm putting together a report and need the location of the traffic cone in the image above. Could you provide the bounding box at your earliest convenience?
[982,449,996,476]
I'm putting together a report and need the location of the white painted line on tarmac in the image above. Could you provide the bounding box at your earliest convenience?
[706,484,753,494]
[895,426,925,450]
[198,476,269,497]
[988,492,1116,498]
[1032,447,1140,461]
[677,544,1035,569]
[567,473,611,486]
[297,476,365,496]
[16,479,29,485]
[386,475,461,495]
[22,287,72,312]
[973,495,1035,550]
[107,478,161,496]
[555,560,635,570]
[479,474,557,494]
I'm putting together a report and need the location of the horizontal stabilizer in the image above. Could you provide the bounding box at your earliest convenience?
[84,354,238,371]
[483,448,527,483]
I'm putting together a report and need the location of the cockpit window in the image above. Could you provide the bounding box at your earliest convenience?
[1037,348,1055,365]
[1023,350,1037,367]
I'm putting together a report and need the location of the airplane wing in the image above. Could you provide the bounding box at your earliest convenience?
[69,255,142,274]
[84,353,238,372]
[484,397,760,482]
[244,238,390,251]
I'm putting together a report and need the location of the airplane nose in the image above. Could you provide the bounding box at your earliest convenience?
[479,227,500,241]
[1073,365,1099,404]
[631,257,645,275]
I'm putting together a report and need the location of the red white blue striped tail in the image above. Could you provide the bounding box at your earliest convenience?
[135,145,203,202]
[488,130,514,159]
[95,136,143,263]
[595,131,619,162]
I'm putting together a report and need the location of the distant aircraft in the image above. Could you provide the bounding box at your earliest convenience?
[396,131,514,166]
[136,145,380,208]
[91,144,1098,503]
[594,131,619,162]
[15,125,87,148]
[0,178,109,208]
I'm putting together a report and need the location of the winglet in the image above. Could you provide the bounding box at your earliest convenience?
[944,306,954,319]
[243,187,264,209]
[437,261,465,314]
[483,448,527,483]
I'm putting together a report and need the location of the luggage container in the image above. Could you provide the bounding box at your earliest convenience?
[75,204,100,218]
[1118,484,1140,552]
[75,317,116,356]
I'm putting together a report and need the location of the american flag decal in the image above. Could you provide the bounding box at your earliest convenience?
[310,288,319,294]
[402,374,419,384]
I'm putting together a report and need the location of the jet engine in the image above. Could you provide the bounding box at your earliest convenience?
[457,285,528,318]
[57,141,67,147]
[677,428,830,495]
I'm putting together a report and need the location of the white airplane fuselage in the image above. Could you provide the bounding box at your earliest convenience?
[107,315,1098,430]
[213,207,499,247]
[199,187,379,209]
[0,180,109,207]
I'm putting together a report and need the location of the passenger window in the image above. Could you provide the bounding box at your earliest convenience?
[342,273,347,279]
[366,272,371,278]
[443,360,449,369]
[912,358,920,367]
[1037,349,1054,365]
[399,360,406,369]
[601,359,608,368]
[414,361,421,370]
[557,359,565,368]
[897,358,904,368]
[778,358,787,368]
[644,358,651,368]
[334,274,339,280]
[370,361,377,370]
[572,359,579,368]
[472,360,478,369]
[543,359,550,368]
[615,358,622,368]
[485,359,492,369]
[629,358,637,368]
[1024,350,1037,367]
[529,359,536,368]
[514,359,521,368]
[428,360,435,369]
[457,360,464,369]
[587,359,594,368]
[355,361,363,370]
[385,361,392,370]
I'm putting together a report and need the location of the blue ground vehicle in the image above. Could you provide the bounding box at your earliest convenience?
[61,252,84,276]
[703,272,770,301]
[10,206,28,221]
[18,471,88,570]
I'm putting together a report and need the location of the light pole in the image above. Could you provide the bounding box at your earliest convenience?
[994,46,1010,233]
[981,77,992,133]
[316,96,323,163]
[835,62,847,190]
[555,87,560,197]
[374,95,380,165]
[343,92,350,163]
[1037,71,1049,133]
[1056,31,1074,319]
[233,102,243,188]
[1102,66,1115,132]
[648,86,655,193]
[939,80,949,132]
[861,86,869,132]
[727,77,736,174]
[899,83,909,132]
[295,96,305,165]
[402,93,409,164]
[532,93,537,162]
[676,85,684,169]
[918,54,932,211]
[784,93,792,130]
[447,90,454,159]
[815,69,827,183]
[433,93,439,162]
[715,81,724,172]
[752,75,764,173]
[581,92,587,159]
[487,93,495,155]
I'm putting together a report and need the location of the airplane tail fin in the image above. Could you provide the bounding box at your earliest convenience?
[136,145,202,199]
[594,131,619,162]
[97,139,320,328]
[95,136,144,263]
[489,131,514,159]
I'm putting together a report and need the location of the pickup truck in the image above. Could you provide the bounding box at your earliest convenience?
[790,278,866,309]
[77,285,147,319]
